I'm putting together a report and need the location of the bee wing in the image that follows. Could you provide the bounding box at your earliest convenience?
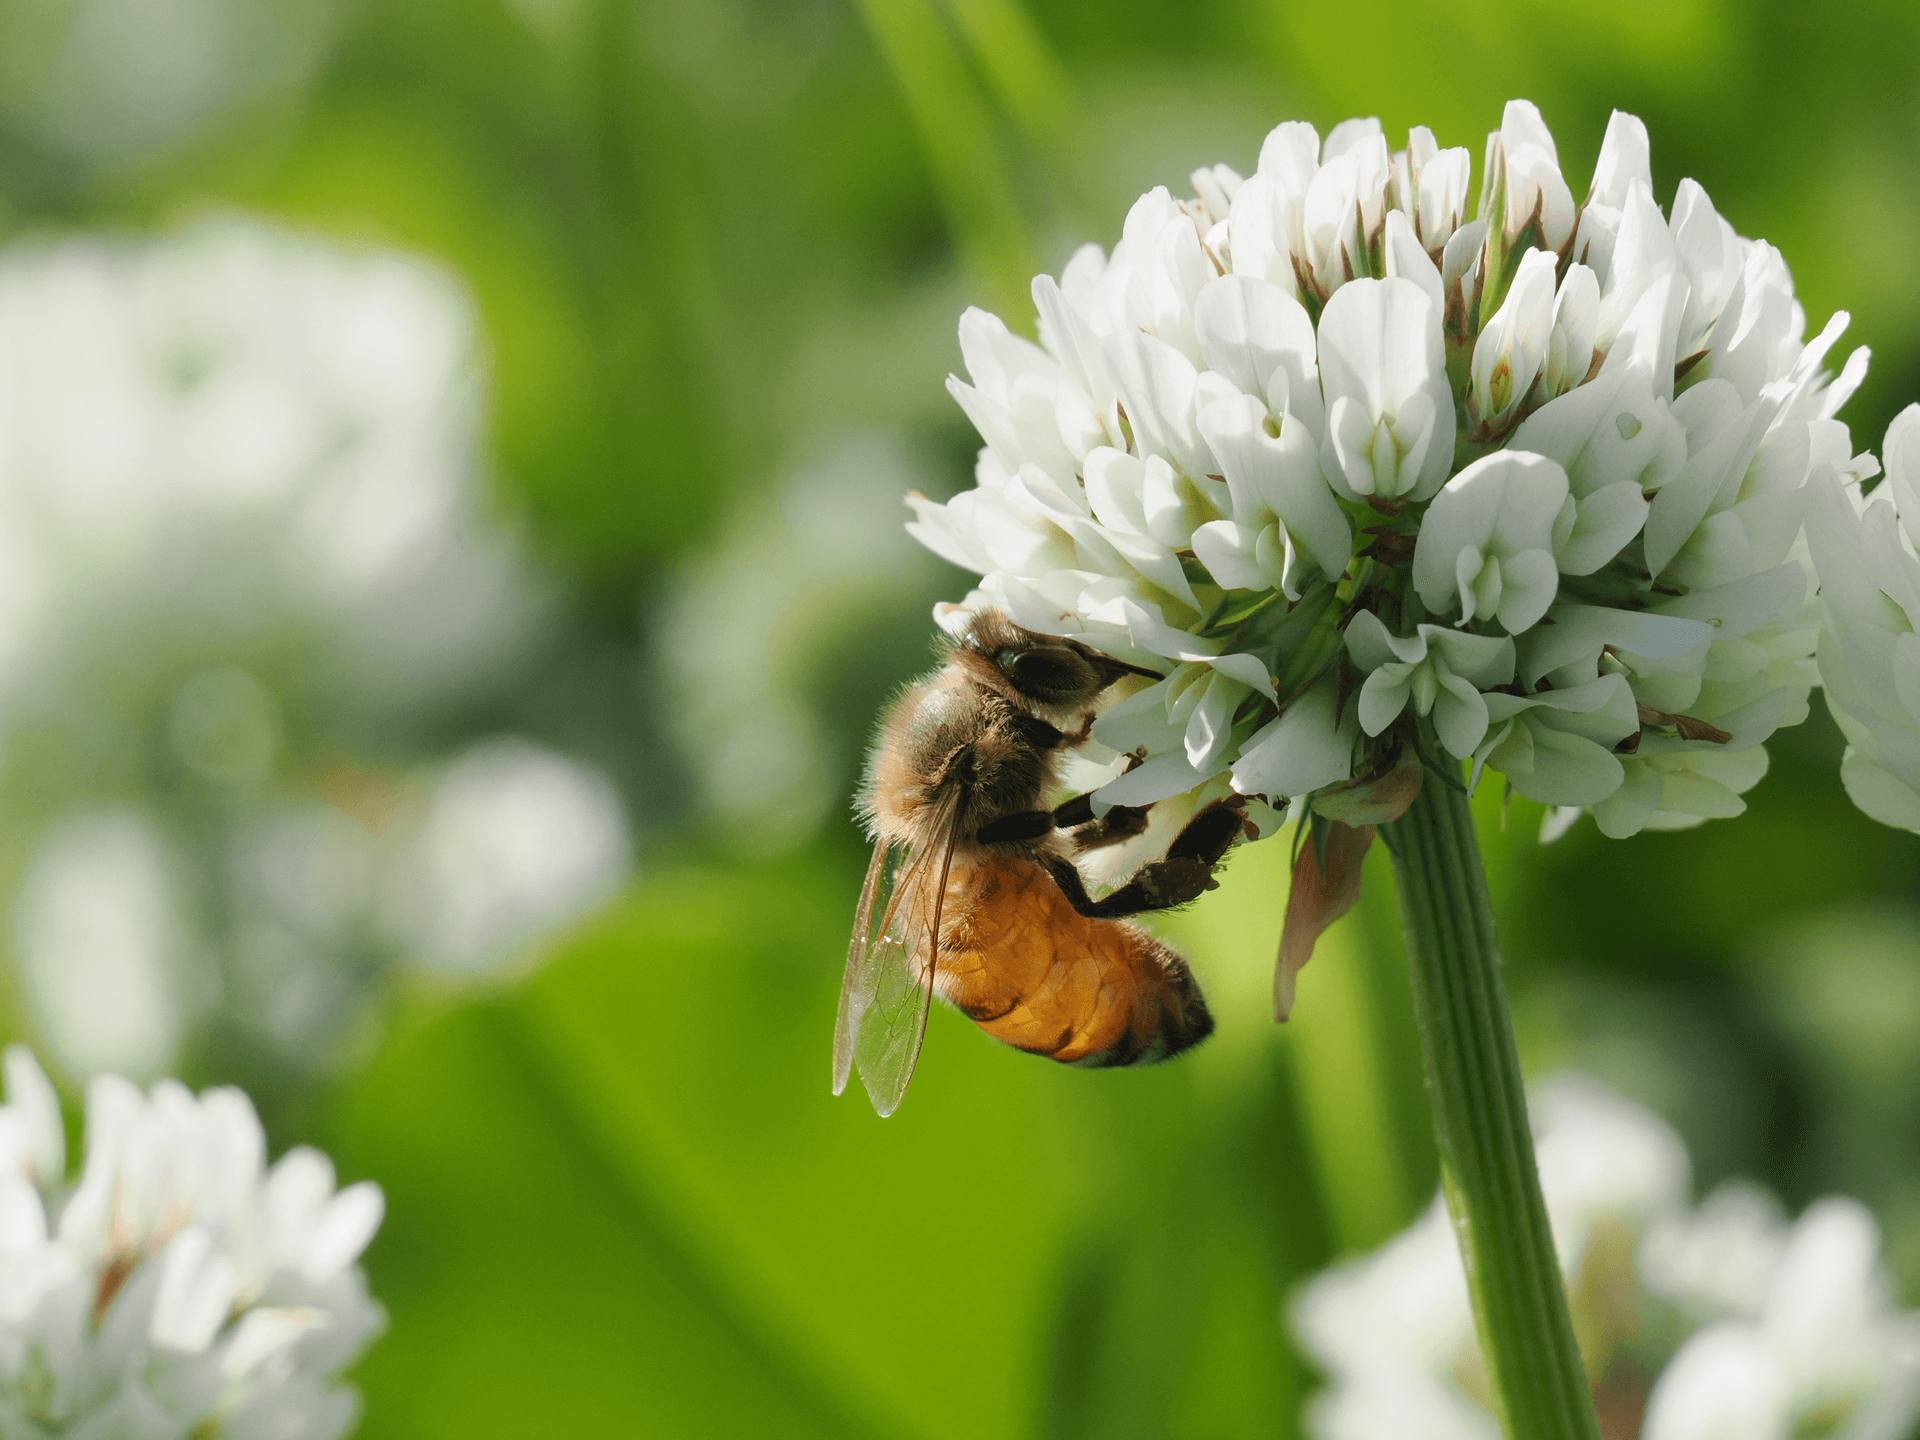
[832,790,962,1117]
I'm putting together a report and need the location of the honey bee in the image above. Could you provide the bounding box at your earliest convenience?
[833,610,1248,1116]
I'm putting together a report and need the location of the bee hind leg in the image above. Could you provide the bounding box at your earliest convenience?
[1043,799,1246,919]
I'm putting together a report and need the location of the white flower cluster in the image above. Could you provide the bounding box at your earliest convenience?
[0,1047,384,1438]
[911,101,1870,836]
[0,218,633,1080]
[1293,1075,1920,1440]
[1807,405,1920,832]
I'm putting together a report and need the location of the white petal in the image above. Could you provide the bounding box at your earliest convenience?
[1839,747,1920,833]
[1496,548,1562,634]
[958,306,1059,401]
[1322,393,1377,500]
[150,1227,238,1353]
[1885,403,1920,534]
[1183,673,1241,771]
[0,1173,47,1256]
[1207,652,1276,696]
[1317,276,1446,431]
[304,1182,385,1283]
[1381,209,1444,317]
[1344,609,1422,671]
[1192,275,1323,441]
[1605,270,1690,407]
[1423,627,1517,689]
[1415,148,1471,250]
[1094,748,1222,807]
[1196,394,1349,585]
[1512,358,1686,499]
[1588,110,1651,209]
[1641,1324,1789,1440]
[1323,116,1384,162]
[1554,479,1650,575]
[1104,329,1212,480]
[1412,450,1568,618]
[1488,718,1625,807]
[1092,682,1184,754]
[1470,247,1559,427]
[1031,274,1113,408]
[1501,98,1559,165]
[1191,519,1276,592]
[3,1046,62,1188]
[1433,672,1492,758]
[1596,182,1678,351]
[905,493,990,573]
[1357,668,1414,736]
[1518,603,1713,686]
[1258,120,1321,188]
[1651,563,1804,649]
[1230,676,1356,798]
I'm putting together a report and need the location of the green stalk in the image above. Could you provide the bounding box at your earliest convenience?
[1382,775,1600,1440]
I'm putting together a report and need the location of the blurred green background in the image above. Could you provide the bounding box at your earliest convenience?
[4,0,1920,1434]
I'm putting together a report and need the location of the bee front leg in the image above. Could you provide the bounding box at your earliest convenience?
[1047,793,1151,852]
[974,810,1057,845]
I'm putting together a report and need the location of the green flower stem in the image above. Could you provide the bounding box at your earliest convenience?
[1382,775,1600,1440]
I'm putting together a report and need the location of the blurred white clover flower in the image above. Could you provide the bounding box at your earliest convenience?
[380,736,632,976]
[10,809,198,1085]
[0,217,630,1081]
[657,429,950,853]
[1806,404,1920,832]
[0,1045,384,1438]
[0,216,547,720]
[13,737,631,1081]
[911,101,1868,839]
[1292,1075,1920,1440]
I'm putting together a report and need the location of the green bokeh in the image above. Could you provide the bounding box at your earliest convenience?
[6,0,1920,1433]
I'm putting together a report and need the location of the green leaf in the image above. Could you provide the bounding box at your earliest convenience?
[333,848,1337,1439]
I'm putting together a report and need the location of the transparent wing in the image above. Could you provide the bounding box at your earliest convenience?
[832,791,961,1117]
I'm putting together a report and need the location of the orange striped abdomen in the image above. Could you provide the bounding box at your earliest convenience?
[934,858,1213,1067]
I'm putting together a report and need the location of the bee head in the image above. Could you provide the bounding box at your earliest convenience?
[954,610,1160,710]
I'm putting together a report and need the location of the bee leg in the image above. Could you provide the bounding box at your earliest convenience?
[1049,792,1099,828]
[1043,853,1211,917]
[1042,799,1246,918]
[974,810,1057,845]
[1010,715,1072,750]
[1067,806,1151,853]
[1048,794,1151,851]
[1164,797,1246,868]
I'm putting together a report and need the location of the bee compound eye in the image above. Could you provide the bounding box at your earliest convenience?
[997,646,1086,700]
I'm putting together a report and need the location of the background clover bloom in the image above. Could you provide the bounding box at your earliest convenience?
[910,100,1868,841]
[0,1046,384,1438]
[1807,404,1920,831]
[0,218,633,1084]
[1292,1076,1920,1440]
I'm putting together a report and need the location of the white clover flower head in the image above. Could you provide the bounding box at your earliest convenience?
[912,99,1865,840]
[0,1045,384,1439]
[1292,1075,1920,1440]
[1808,404,1920,833]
